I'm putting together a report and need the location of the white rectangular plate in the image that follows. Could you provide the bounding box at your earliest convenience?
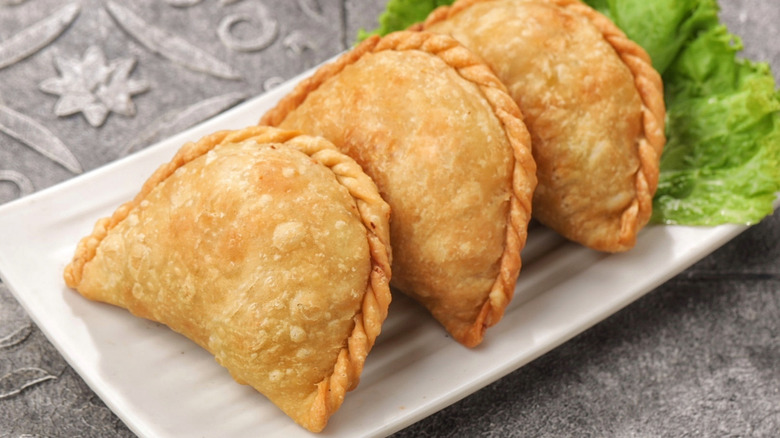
[0,70,753,437]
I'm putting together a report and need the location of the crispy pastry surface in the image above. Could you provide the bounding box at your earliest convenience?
[423,0,666,252]
[261,31,536,347]
[63,126,392,433]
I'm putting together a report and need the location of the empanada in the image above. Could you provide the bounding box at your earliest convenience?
[63,126,392,433]
[261,31,537,347]
[421,0,666,251]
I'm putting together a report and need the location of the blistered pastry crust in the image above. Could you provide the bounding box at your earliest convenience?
[422,0,666,251]
[63,126,392,433]
[262,31,536,347]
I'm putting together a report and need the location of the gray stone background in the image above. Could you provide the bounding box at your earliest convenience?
[0,0,778,436]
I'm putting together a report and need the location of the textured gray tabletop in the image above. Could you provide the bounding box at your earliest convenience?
[1,0,778,437]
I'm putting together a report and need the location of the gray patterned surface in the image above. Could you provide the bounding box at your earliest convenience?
[0,0,778,436]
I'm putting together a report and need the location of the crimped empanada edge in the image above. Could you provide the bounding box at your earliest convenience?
[62,126,393,433]
[62,128,235,289]
[260,31,537,348]
[278,133,392,432]
[422,0,667,252]
[568,0,666,248]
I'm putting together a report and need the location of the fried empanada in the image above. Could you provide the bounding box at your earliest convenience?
[261,31,536,347]
[63,126,392,433]
[421,0,666,251]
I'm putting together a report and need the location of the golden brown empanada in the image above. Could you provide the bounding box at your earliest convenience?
[261,31,537,347]
[63,126,392,433]
[421,0,666,252]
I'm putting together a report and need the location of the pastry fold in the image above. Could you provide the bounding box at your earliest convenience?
[261,30,537,347]
[422,0,666,251]
[63,126,392,433]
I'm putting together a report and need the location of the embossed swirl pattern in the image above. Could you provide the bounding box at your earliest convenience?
[0,0,333,203]
[0,0,339,417]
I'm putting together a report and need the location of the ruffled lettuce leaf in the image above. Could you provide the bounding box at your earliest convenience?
[362,0,780,225]
[357,0,455,40]
[588,0,720,74]
[653,25,780,224]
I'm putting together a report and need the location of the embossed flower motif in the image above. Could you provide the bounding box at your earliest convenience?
[39,46,149,127]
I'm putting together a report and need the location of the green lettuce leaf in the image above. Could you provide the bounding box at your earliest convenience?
[584,0,780,224]
[653,25,780,224]
[589,0,720,74]
[358,0,455,40]
[362,0,780,226]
